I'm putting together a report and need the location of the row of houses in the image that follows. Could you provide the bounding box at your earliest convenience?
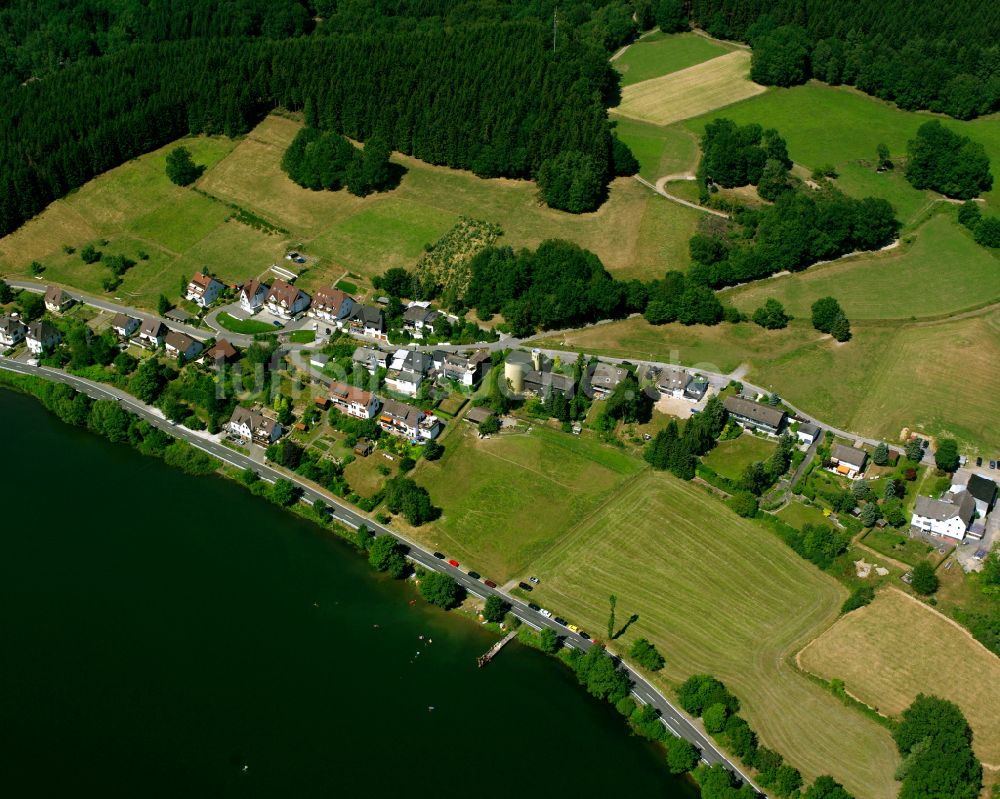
[344,345,491,397]
[0,316,62,354]
[326,380,442,443]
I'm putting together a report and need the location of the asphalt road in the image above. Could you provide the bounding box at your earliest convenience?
[0,356,763,795]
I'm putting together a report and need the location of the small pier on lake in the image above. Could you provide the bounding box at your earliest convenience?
[477,630,517,667]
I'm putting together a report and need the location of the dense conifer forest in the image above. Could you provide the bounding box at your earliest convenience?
[690,0,1000,119]
[0,0,645,236]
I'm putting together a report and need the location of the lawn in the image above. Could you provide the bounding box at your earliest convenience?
[775,500,833,530]
[528,471,899,798]
[727,213,1000,321]
[701,433,777,481]
[860,528,934,567]
[288,330,316,344]
[411,424,646,582]
[615,51,768,126]
[614,32,731,87]
[611,117,700,181]
[798,588,1000,766]
[216,313,276,335]
[683,81,1000,215]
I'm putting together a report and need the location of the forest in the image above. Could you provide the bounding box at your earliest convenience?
[0,0,649,237]
[689,0,1000,119]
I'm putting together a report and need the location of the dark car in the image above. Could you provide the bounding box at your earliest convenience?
[518,581,533,592]
[977,457,983,467]
[468,571,481,580]
[528,603,541,611]
[579,631,590,639]
[992,461,997,470]
[433,552,445,559]
[484,579,497,588]
[272,320,282,327]
[921,439,929,449]
[554,617,568,626]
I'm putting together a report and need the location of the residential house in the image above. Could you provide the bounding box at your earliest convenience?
[402,303,442,339]
[378,398,441,443]
[26,320,61,355]
[911,490,976,541]
[309,286,354,324]
[228,406,282,445]
[385,349,434,397]
[353,346,389,374]
[239,279,268,314]
[346,304,387,340]
[796,422,821,446]
[164,330,203,361]
[586,362,628,399]
[829,444,868,479]
[265,279,311,319]
[956,474,997,519]
[0,315,27,348]
[329,381,381,420]
[205,338,238,364]
[111,313,140,339]
[685,375,709,402]
[722,395,786,435]
[439,350,490,387]
[185,273,224,308]
[524,370,576,399]
[657,368,690,399]
[310,353,329,370]
[504,349,576,399]
[44,285,73,314]
[138,318,167,348]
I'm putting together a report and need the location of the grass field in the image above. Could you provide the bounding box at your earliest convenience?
[683,81,1000,217]
[727,213,1000,321]
[615,32,731,87]
[412,424,646,581]
[612,117,700,181]
[616,51,767,126]
[860,528,933,567]
[775,501,833,530]
[798,588,1000,766]
[701,434,776,480]
[528,471,899,797]
[216,313,276,335]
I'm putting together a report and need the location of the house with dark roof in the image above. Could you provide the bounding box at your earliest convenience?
[684,375,709,402]
[796,422,821,446]
[138,318,167,348]
[265,279,310,319]
[346,304,387,340]
[352,346,389,374]
[239,279,268,314]
[26,320,61,354]
[439,350,490,387]
[586,362,628,399]
[0,315,27,348]
[309,286,354,323]
[185,273,224,308]
[657,367,690,399]
[44,285,73,314]
[723,395,786,435]
[402,303,443,339]
[385,349,434,397]
[960,474,997,518]
[329,381,381,420]
[164,330,203,361]
[111,313,140,339]
[911,490,976,541]
[378,398,441,443]
[228,406,282,445]
[829,444,868,479]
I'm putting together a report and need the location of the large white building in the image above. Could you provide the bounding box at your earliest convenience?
[911,490,976,541]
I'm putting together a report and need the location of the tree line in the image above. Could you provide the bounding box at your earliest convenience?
[689,0,1000,119]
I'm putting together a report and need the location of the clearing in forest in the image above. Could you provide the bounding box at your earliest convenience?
[615,51,767,126]
[798,588,1000,766]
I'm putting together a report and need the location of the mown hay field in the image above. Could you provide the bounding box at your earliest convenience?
[527,471,899,799]
[615,51,767,126]
[615,32,731,87]
[798,588,1000,766]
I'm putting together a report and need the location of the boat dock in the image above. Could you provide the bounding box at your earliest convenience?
[477,630,517,667]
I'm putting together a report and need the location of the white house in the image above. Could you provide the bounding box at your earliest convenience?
[377,398,441,443]
[385,349,434,397]
[438,350,490,387]
[164,330,203,361]
[0,315,27,348]
[329,381,381,420]
[265,279,310,319]
[829,444,868,479]
[239,279,268,314]
[228,406,282,445]
[138,318,167,348]
[352,346,389,374]
[402,302,442,339]
[309,286,354,324]
[657,368,690,399]
[26,320,61,354]
[111,312,140,339]
[44,285,73,314]
[911,490,976,541]
[588,362,628,398]
[796,422,821,446]
[185,273,225,308]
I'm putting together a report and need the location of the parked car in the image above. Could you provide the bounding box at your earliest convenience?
[433,552,445,559]
[579,631,590,639]
[554,617,568,626]
[528,576,540,584]
[518,582,533,592]
[468,571,481,580]
[921,439,929,449]
[992,461,997,470]
[272,320,282,327]
[567,624,580,633]
[977,457,983,467]
[447,559,459,567]
[528,603,541,611]
[539,609,552,618]
[484,579,497,588]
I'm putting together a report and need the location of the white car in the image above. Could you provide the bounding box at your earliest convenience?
[539,609,552,618]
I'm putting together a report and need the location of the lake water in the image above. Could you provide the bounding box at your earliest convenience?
[0,388,698,797]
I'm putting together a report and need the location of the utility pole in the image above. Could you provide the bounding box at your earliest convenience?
[553,9,557,52]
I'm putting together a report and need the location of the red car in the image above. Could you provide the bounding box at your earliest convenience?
[447,559,459,567]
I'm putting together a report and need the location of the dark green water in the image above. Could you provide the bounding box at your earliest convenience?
[0,389,698,798]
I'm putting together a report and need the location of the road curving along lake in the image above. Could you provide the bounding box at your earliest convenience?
[0,388,698,798]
